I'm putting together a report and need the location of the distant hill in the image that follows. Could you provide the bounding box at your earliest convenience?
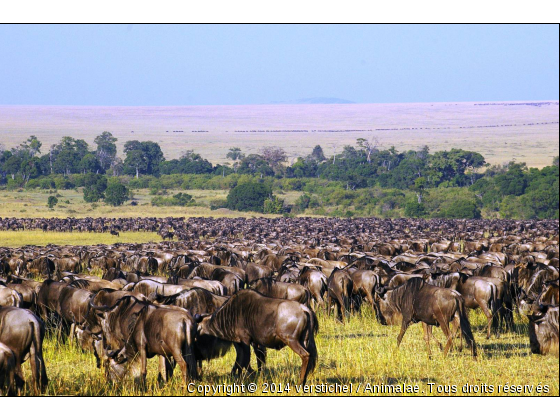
[271,97,355,105]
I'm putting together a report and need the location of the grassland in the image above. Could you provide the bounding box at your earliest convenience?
[18,309,559,396]
[0,101,558,168]
[0,189,283,219]
[2,231,558,396]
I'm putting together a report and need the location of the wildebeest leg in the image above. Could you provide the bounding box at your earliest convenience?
[326,295,332,317]
[231,343,249,377]
[253,344,267,372]
[422,323,433,357]
[69,323,76,345]
[451,314,463,352]
[132,349,148,389]
[171,348,189,385]
[157,356,175,384]
[475,297,494,339]
[438,316,454,357]
[396,322,409,348]
[13,359,25,393]
[285,338,310,385]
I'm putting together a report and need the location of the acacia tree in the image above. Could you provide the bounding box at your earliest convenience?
[226,147,245,173]
[123,140,164,178]
[94,132,118,171]
[356,137,378,163]
[261,146,287,175]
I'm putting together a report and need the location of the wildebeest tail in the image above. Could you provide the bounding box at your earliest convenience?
[303,307,319,378]
[182,318,199,380]
[488,282,500,333]
[456,296,477,358]
[30,319,49,390]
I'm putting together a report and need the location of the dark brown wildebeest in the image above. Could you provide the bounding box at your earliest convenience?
[0,341,16,396]
[123,279,191,298]
[194,289,318,385]
[36,279,68,328]
[522,303,559,357]
[297,266,328,308]
[155,288,231,372]
[0,286,23,307]
[327,268,353,323]
[107,299,199,386]
[26,256,56,279]
[350,269,380,319]
[0,306,48,393]
[58,285,95,343]
[375,278,477,358]
[210,267,244,295]
[246,262,274,283]
[248,278,310,306]
[3,280,37,310]
[426,272,499,339]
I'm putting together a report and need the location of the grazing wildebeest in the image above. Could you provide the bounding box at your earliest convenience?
[110,302,199,386]
[0,341,16,396]
[375,278,477,358]
[155,288,231,372]
[0,306,48,392]
[194,290,318,385]
[521,303,559,357]
[327,268,353,323]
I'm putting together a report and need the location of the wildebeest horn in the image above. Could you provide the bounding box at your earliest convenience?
[194,313,209,323]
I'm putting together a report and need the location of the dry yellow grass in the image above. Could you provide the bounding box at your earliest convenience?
[3,231,557,396]
[0,189,272,219]
[16,309,559,396]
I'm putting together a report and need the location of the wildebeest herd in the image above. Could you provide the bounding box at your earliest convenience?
[0,216,558,395]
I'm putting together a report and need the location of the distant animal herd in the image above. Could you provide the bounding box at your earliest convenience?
[0,216,558,395]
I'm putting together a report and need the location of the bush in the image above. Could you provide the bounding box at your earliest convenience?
[226,182,272,212]
[104,179,129,206]
[47,196,58,208]
[405,200,426,218]
[294,193,311,213]
[263,196,284,214]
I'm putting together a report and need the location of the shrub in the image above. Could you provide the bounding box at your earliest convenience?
[226,182,272,212]
[104,179,129,206]
[47,196,58,208]
[263,196,284,214]
[405,200,426,218]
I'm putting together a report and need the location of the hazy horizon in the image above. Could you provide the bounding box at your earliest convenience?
[0,24,558,106]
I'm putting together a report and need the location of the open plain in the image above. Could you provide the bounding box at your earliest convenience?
[1,101,558,167]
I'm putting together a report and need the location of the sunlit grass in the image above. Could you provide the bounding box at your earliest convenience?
[16,308,559,396]
[0,230,164,247]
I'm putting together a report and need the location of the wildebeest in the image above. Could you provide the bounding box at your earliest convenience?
[0,306,48,392]
[194,290,318,385]
[375,278,477,358]
[0,341,16,396]
[0,285,23,307]
[327,268,353,322]
[522,303,559,357]
[248,278,310,306]
[110,301,199,386]
[154,288,231,371]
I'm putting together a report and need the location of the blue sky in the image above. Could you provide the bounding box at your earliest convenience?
[0,24,558,105]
